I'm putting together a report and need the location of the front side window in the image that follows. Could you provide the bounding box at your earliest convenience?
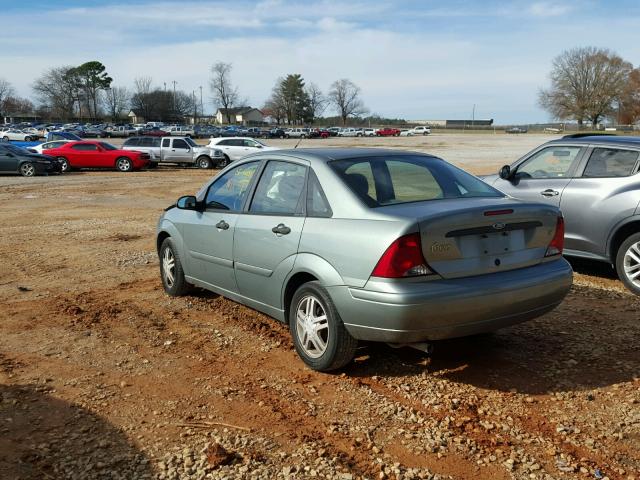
[123,138,138,147]
[331,155,502,207]
[583,148,639,177]
[173,139,189,149]
[517,146,582,179]
[72,144,98,151]
[205,161,259,211]
[217,140,231,146]
[250,161,307,214]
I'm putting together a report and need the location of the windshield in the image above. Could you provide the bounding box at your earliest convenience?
[99,142,117,150]
[330,155,503,207]
[185,137,198,147]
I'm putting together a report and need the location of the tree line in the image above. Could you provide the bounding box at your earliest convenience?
[539,46,640,127]
[0,60,369,126]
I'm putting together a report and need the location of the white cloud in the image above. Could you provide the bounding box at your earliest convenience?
[527,1,573,17]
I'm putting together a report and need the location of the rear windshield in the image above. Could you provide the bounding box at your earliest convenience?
[330,155,502,207]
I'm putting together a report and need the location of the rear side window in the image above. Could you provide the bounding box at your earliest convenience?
[583,148,639,177]
[330,155,502,207]
[307,170,332,217]
[162,138,170,148]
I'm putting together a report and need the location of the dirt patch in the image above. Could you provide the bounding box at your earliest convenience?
[0,134,638,479]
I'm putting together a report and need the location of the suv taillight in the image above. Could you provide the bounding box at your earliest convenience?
[545,216,565,257]
[372,233,434,278]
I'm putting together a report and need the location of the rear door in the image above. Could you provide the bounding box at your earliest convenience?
[559,146,640,257]
[234,160,308,308]
[492,145,585,207]
[181,161,260,293]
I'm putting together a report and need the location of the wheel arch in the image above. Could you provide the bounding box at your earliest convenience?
[281,253,345,322]
[609,217,640,263]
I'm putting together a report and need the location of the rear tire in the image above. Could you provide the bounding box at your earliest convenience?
[159,238,190,296]
[616,232,640,295]
[116,157,133,172]
[289,281,357,371]
[57,157,70,172]
[217,155,230,168]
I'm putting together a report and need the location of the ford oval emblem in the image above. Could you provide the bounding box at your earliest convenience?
[493,222,506,230]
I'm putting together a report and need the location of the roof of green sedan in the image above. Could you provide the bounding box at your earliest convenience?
[274,147,435,161]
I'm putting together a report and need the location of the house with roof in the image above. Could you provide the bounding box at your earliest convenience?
[215,107,264,125]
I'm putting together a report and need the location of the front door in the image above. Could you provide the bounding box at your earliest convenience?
[493,145,584,208]
[234,160,308,309]
[560,146,640,256]
[165,138,192,163]
[0,149,18,173]
[181,161,260,294]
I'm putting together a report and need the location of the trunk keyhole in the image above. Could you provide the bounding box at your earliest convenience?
[495,258,501,266]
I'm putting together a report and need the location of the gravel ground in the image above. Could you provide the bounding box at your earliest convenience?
[0,133,638,480]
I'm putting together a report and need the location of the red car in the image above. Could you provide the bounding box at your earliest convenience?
[141,127,169,137]
[376,128,401,137]
[44,141,150,173]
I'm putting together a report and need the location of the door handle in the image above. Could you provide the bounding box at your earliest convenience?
[272,223,291,235]
[215,220,229,230]
[540,189,559,197]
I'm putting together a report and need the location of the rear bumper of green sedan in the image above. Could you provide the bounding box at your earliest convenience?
[327,258,573,343]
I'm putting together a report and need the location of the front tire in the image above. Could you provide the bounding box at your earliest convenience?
[159,238,190,296]
[115,157,133,172]
[616,232,640,295]
[197,156,212,169]
[20,162,36,177]
[289,281,357,371]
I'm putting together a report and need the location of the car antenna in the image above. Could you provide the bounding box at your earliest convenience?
[294,135,303,149]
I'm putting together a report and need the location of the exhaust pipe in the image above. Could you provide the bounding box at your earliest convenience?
[387,342,434,355]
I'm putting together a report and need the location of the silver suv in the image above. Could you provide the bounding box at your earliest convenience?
[484,134,640,294]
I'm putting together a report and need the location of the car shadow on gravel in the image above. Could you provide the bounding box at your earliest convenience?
[347,290,640,395]
[566,257,618,280]
[0,383,154,479]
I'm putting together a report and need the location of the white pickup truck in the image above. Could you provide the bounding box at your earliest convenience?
[122,136,225,168]
[105,125,138,137]
[166,125,196,137]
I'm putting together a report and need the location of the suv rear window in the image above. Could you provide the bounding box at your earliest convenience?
[330,155,502,207]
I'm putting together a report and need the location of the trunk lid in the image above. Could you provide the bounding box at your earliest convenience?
[413,199,559,279]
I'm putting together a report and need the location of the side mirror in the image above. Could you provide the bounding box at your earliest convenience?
[176,195,199,210]
[255,144,263,148]
[499,165,512,180]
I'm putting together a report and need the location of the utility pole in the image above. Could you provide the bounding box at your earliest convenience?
[471,104,476,129]
[192,90,197,124]
[164,82,166,91]
[172,81,177,120]
[199,86,203,119]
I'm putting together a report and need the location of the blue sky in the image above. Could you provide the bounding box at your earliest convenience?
[1,0,640,123]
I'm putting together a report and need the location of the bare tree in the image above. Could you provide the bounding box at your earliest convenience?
[131,77,154,120]
[305,82,327,122]
[209,62,240,123]
[103,86,130,120]
[619,68,640,125]
[328,79,368,125]
[0,78,16,119]
[263,78,287,125]
[539,47,632,127]
[32,66,80,120]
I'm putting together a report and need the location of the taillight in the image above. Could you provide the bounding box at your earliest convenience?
[545,216,564,257]
[372,233,434,278]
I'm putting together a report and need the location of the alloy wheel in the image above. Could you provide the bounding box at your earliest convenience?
[162,247,176,288]
[20,163,36,177]
[623,241,640,289]
[117,158,132,172]
[295,295,329,359]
